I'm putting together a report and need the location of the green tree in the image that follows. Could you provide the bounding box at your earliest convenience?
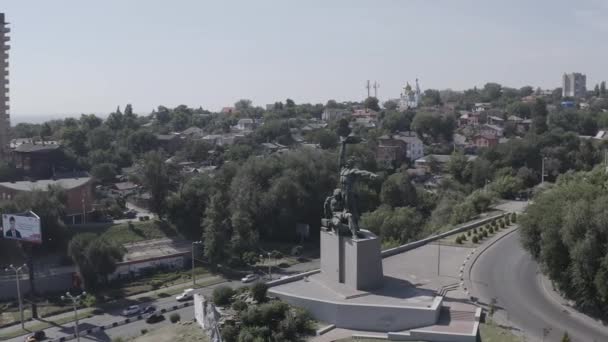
[364,97,380,111]
[561,332,571,342]
[380,172,418,207]
[202,193,230,267]
[311,129,338,149]
[446,151,470,183]
[336,118,351,138]
[140,151,171,217]
[383,100,398,110]
[601,81,607,97]
[167,174,212,238]
[68,234,124,290]
[87,126,113,151]
[381,111,413,132]
[127,130,158,155]
[91,163,118,184]
[250,282,268,303]
[422,89,442,106]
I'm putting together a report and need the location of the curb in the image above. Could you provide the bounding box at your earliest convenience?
[464,226,519,299]
[50,302,193,342]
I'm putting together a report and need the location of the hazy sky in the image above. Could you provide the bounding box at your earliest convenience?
[3,0,608,121]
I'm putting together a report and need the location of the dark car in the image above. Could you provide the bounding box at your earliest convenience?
[145,312,164,324]
[143,305,156,314]
[24,330,46,341]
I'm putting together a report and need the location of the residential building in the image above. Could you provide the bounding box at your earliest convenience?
[221,107,236,114]
[11,142,63,179]
[180,126,205,139]
[353,108,378,119]
[322,108,349,121]
[376,132,424,167]
[414,154,477,172]
[472,134,499,148]
[458,111,481,127]
[480,124,504,137]
[155,134,182,153]
[234,118,256,131]
[0,14,9,158]
[473,103,491,112]
[562,72,586,98]
[0,176,93,223]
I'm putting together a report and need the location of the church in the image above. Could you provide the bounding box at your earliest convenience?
[398,79,421,110]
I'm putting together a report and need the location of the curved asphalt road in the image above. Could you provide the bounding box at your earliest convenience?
[470,230,608,342]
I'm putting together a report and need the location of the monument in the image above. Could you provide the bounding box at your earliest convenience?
[267,135,480,341]
[320,136,383,290]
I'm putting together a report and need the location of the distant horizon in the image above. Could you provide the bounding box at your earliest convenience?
[3,0,607,118]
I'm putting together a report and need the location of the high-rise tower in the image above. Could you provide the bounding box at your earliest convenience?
[0,13,9,158]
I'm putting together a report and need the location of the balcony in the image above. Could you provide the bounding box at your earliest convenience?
[2,28,10,34]
[2,45,9,50]
[2,36,8,42]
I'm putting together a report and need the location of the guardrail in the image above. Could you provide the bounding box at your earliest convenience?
[50,301,193,342]
[381,213,507,258]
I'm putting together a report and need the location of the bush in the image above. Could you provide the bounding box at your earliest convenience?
[461,234,467,241]
[473,227,478,234]
[466,230,471,236]
[213,286,235,306]
[221,324,238,342]
[82,294,97,308]
[472,235,479,244]
[250,282,269,303]
[488,226,494,234]
[270,250,283,259]
[140,328,148,335]
[169,313,180,323]
[455,236,462,244]
[511,212,517,222]
[291,245,303,256]
[232,299,247,311]
[499,220,505,228]
[259,301,289,323]
[293,307,314,334]
[242,251,260,266]
[482,230,488,238]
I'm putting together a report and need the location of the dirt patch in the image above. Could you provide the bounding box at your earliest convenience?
[131,322,209,342]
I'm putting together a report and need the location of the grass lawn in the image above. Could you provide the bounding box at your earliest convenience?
[72,220,180,245]
[480,322,522,342]
[130,321,209,342]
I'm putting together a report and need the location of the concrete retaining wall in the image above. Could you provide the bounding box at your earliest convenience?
[270,290,442,332]
[0,272,73,300]
[382,213,506,258]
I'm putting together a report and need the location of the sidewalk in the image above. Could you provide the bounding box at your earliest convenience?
[0,275,225,340]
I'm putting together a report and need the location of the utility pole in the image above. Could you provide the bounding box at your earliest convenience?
[191,241,202,285]
[541,157,547,184]
[62,291,86,342]
[437,242,441,276]
[5,264,27,329]
[365,80,371,98]
[373,81,380,98]
[604,150,608,174]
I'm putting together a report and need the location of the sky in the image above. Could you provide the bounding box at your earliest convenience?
[2,0,608,122]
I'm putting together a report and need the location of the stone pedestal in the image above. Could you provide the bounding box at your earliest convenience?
[320,228,383,291]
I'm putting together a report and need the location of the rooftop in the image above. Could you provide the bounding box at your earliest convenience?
[0,177,91,192]
[13,143,60,153]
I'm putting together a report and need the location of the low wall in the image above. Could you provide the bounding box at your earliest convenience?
[266,269,320,288]
[382,213,506,258]
[388,330,477,342]
[270,289,442,332]
[0,272,73,300]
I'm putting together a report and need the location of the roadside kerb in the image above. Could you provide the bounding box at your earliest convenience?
[381,213,506,258]
[49,301,193,342]
[463,225,520,301]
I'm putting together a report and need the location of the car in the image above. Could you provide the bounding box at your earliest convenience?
[122,305,141,316]
[145,312,165,324]
[24,331,45,341]
[241,274,259,283]
[142,305,157,314]
[175,288,194,301]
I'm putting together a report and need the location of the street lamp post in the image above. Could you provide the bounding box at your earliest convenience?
[267,252,272,280]
[62,291,86,342]
[191,241,202,285]
[5,264,27,329]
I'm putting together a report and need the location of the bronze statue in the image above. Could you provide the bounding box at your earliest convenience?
[323,136,377,238]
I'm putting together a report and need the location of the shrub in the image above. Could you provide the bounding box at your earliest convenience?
[221,324,238,342]
[213,286,235,306]
[169,313,180,323]
[473,228,478,234]
[482,230,488,238]
[232,299,247,311]
[259,301,289,323]
[242,251,260,265]
[472,236,479,244]
[250,282,269,303]
[291,245,303,256]
[461,234,467,241]
[140,329,148,335]
[455,236,462,244]
[511,212,517,222]
[82,294,97,308]
[488,226,494,234]
[293,307,314,334]
[270,250,283,259]
[466,230,471,236]
[499,220,505,228]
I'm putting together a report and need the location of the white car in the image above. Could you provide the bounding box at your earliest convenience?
[241,274,259,283]
[122,305,140,316]
[175,288,195,301]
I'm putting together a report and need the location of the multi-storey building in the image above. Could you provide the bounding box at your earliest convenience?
[562,72,587,98]
[0,13,9,158]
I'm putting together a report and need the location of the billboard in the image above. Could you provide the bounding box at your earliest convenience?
[1,212,42,243]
